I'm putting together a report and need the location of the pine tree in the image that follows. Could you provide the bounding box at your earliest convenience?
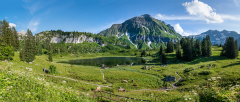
[48,44,53,62]
[2,19,12,46]
[167,41,174,53]
[206,34,212,56]
[176,41,181,60]
[235,40,238,58]
[201,38,207,57]
[159,45,163,56]
[11,27,20,51]
[20,29,36,62]
[194,39,202,56]
[161,51,167,64]
[221,37,238,58]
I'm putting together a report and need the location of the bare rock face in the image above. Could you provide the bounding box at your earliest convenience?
[36,32,101,44]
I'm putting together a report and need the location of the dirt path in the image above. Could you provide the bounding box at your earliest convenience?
[100,69,106,82]
[172,71,182,89]
[39,73,112,87]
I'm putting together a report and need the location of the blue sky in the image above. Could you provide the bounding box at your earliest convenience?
[1,0,240,36]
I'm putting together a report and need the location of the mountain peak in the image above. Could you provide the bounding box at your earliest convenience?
[140,14,152,18]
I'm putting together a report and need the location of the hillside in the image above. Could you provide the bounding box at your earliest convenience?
[189,30,240,45]
[98,14,182,49]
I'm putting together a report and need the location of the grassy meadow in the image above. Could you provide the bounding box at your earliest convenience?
[0,46,240,101]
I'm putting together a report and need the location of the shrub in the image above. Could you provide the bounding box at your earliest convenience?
[199,70,213,75]
[200,65,205,68]
[184,67,194,72]
[49,65,56,74]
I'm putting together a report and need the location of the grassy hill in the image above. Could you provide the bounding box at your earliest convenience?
[137,42,150,50]
[119,35,137,49]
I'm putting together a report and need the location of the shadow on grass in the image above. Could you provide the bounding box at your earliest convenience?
[221,61,240,68]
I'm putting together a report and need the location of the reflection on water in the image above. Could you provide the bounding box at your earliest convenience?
[69,57,145,67]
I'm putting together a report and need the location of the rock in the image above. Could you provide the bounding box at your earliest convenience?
[122,80,128,83]
[163,76,176,82]
[118,87,126,92]
[29,62,32,64]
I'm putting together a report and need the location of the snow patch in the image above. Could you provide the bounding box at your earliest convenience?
[126,32,137,48]
[147,41,153,49]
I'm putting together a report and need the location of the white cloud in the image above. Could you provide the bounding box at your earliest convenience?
[173,23,184,34]
[173,23,197,36]
[5,17,7,19]
[27,19,40,32]
[234,0,240,7]
[154,14,202,21]
[9,23,16,28]
[220,14,240,21]
[183,0,223,23]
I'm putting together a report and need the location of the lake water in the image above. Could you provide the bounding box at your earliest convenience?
[67,57,146,67]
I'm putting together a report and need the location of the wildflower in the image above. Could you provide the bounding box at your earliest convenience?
[189,98,192,100]
[208,79,211,80]
[185,98,187,100]
[25,92,30,95]
[62,80,66,83]
[29,68,32,71]
[7,71,12,74]
[217,77,221,79]
[45,82,50,86]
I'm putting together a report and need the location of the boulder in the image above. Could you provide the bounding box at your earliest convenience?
[122,80,128,83]
[163,76,176,82]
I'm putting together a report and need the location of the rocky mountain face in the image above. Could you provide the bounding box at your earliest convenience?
[35,30,101,44]
[189,30,240,45]
[98,14,182,49]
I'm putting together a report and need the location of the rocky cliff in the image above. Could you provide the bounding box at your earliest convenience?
[35,30,102,44]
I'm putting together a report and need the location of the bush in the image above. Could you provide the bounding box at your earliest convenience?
[184,67,194,72]
[49,65,56,74]
[200,65,205,68]
[199,70,213,75]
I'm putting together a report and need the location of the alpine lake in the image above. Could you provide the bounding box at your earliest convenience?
[58,57,146,67]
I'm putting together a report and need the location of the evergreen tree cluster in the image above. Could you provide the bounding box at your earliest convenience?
[179,35,212,61]
[159,45,167,64]
[166,41,174,53]
[20,29,37,62]
[221,37,238,58]
[0,19,20,60]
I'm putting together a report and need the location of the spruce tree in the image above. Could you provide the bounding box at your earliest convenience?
[221,37,238,58]
[49,44,53,62]
[20,29,36,62]
[11,27,20,51]
[176,41,181,60]
[206,34,212,56]
[159,45,163,56]
[235,40,238,58]
[201,38,207,57]
[194,39,201,56]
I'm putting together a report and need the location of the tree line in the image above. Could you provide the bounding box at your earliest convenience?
[0,19,19,60]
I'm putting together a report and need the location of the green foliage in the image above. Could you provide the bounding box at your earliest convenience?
[141,50,147,57]
[221,37,239,58]
[176,41,181,60]
[49,65,56,74]
[137,42,150,50]
[119,35,136,49]
[167,41,174,53]
[184,67,193,73]
[20,29,36,62]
